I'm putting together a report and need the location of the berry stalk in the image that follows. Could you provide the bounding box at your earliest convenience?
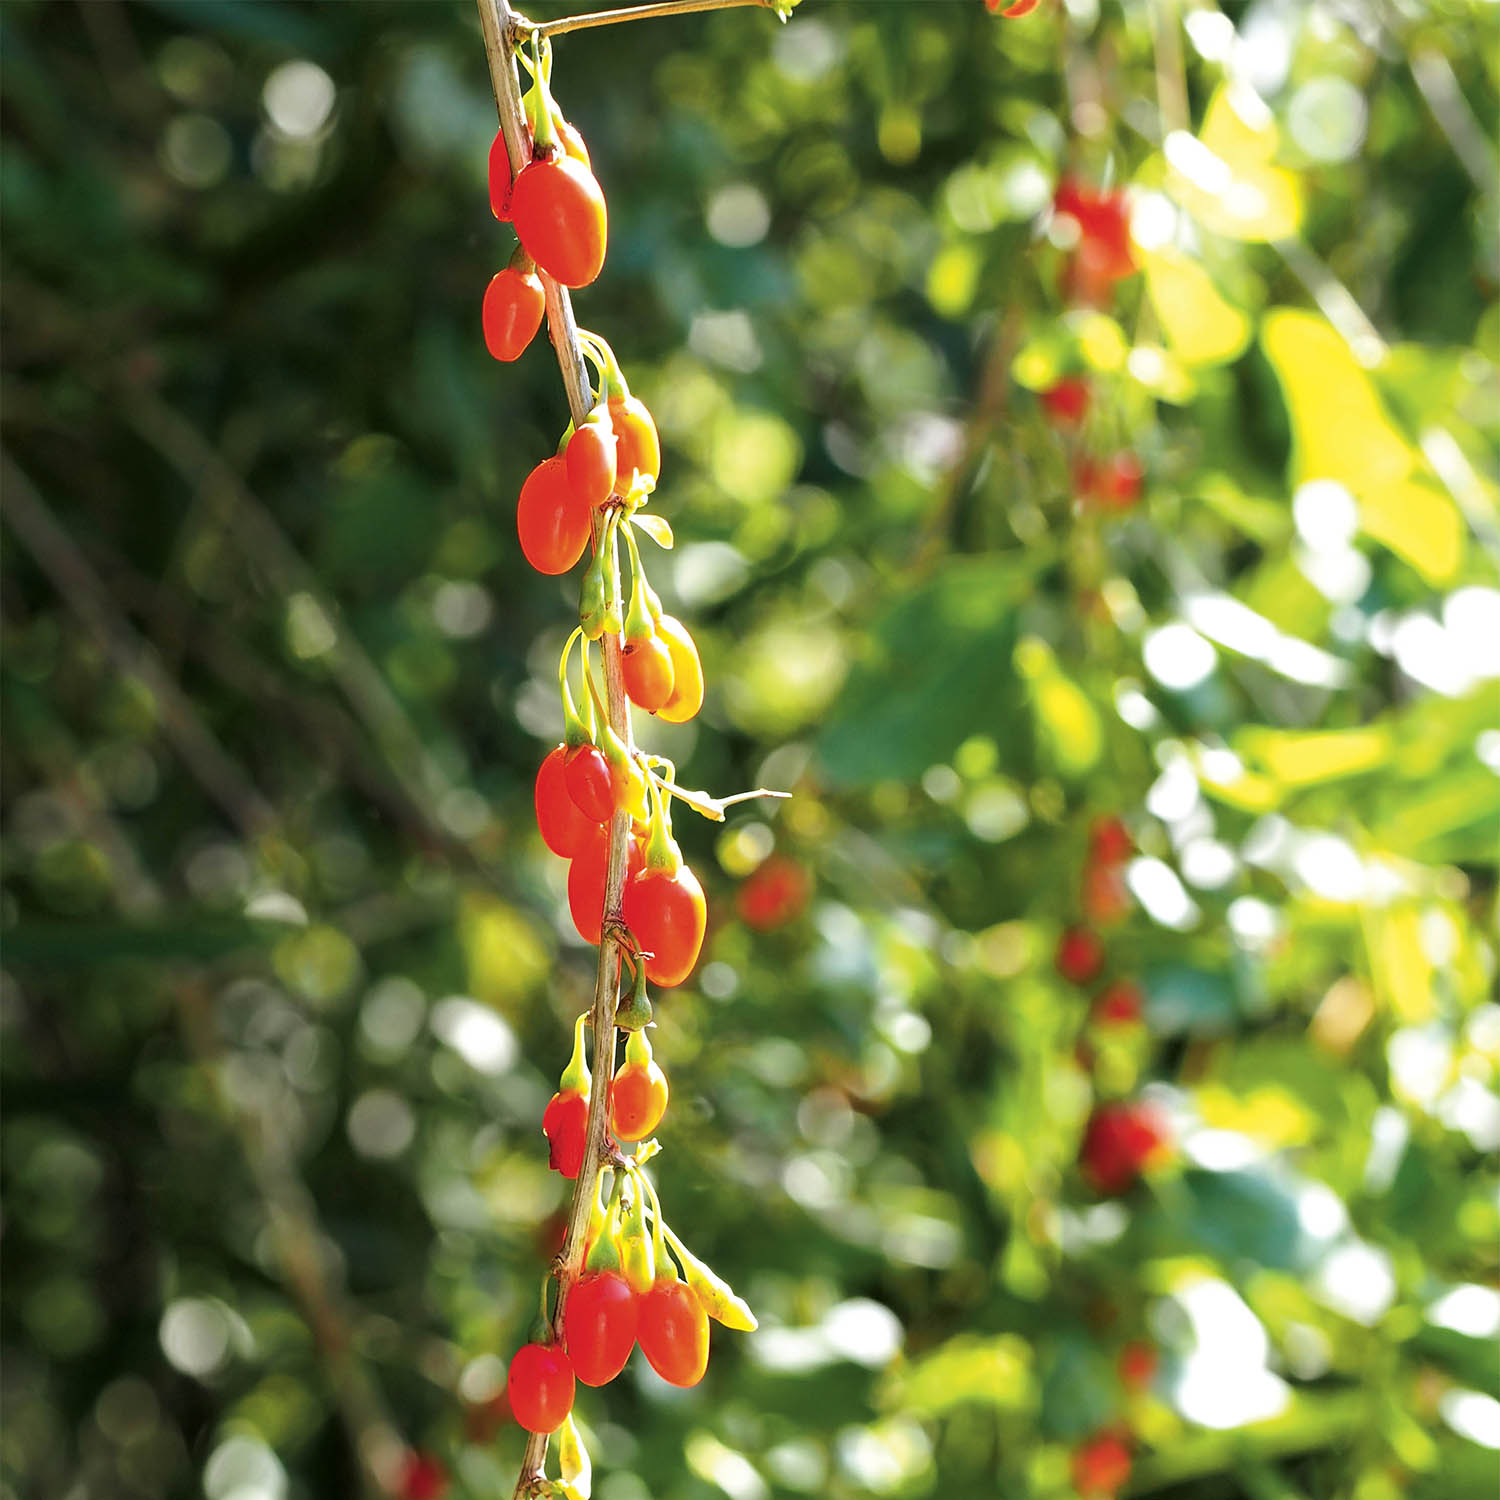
[475,2,631,1491]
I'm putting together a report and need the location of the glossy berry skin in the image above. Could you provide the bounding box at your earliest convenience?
[1093,980,1144,1027]
[987,0,1041,14]
[736,855,811,931]
[489,129,512,221]
[564,743,616,824]
[506,1341,575,1434]
[610,1055,669,1141]
[511,154,608,289]
[564,1270,638,1387]
[568,826,644,945]
[622,862,707,988]
[482,266,545,363]
[543,1089,589,1178]
[622,634,675,713]
[1071,1431,1132,1497]
[537,746,603,857]
[1041,376,1090,426]
[608,395,661,488]
[637,1279,709,1387]
[1056,925,1106,986]
[566,416,617,507]
[655,615,704,723]
[518,455,592,575]
[1080,1101,1169,1195]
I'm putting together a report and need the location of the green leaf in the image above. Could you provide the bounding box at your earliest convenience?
[817,556,1038,787]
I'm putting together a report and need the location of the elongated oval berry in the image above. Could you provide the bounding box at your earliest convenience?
[637,1278,709,1387]
[608,395,660,488]
[736,854,811,931]
[1056,924,1105,986]
[622,633,675,713]
[655,615,703,724]
[543,1089,590,1178]
[506,1341,575,1433]
[610,1055,669,1141]
[564,1269,638,1387]
[483,264,545,362]
[622,862,706,988]
[1041,375,1090,426]
[536,745,602,857]
[489,129,512,221]
[568,826,645,945]
[518,455,592,575]
[566,413,617,508]
[564,743,616,824]
[511,155,608,289]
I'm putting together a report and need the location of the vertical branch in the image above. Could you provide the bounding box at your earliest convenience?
[474,2,631,1491]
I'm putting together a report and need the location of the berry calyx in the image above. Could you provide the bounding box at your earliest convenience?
[511,154,608,290]
[1080,1100,1171,1195]
[566,405,618,508]
[482,251,545,363]
[564,1268,638,1387]
[637,1273,710,1388]
[537,744,602,857]
[518,454,592,575]
[506,1340,575,1434]
[542,1013,592,1178]
[655,615,704,723]
[736,854,811,931]
[610,1027,669,1142]
[1056,924,1106,986]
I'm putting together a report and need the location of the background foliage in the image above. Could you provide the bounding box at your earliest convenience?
[2,1,1498,1499]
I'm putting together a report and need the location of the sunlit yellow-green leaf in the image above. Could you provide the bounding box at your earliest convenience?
[461,895,548,1005]
[1238,726,1391,786]
[927,242,981,318]
[880,1334,1031,1416]
[1360,476,1466,588]
[1164,84,1303,242]
[1262,310,1464,584]
[1016,638,1100,777]
[1140,248,1251,366]
[1064,310,1129,373]
[1369,905,1434,1023]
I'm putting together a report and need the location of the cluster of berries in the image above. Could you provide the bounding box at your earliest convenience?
[513,1015,755,1431]
[1055,818,1172,1197]
[1038,178,1147,513]
[478,31,755,1483]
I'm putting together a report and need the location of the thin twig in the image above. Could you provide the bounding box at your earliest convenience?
[2,452,279,842]
[175,979,397,1500]
[1409,47,1499,200]
[521,0,775,43]
[474,1,634,1491]
[119,386,469,850]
